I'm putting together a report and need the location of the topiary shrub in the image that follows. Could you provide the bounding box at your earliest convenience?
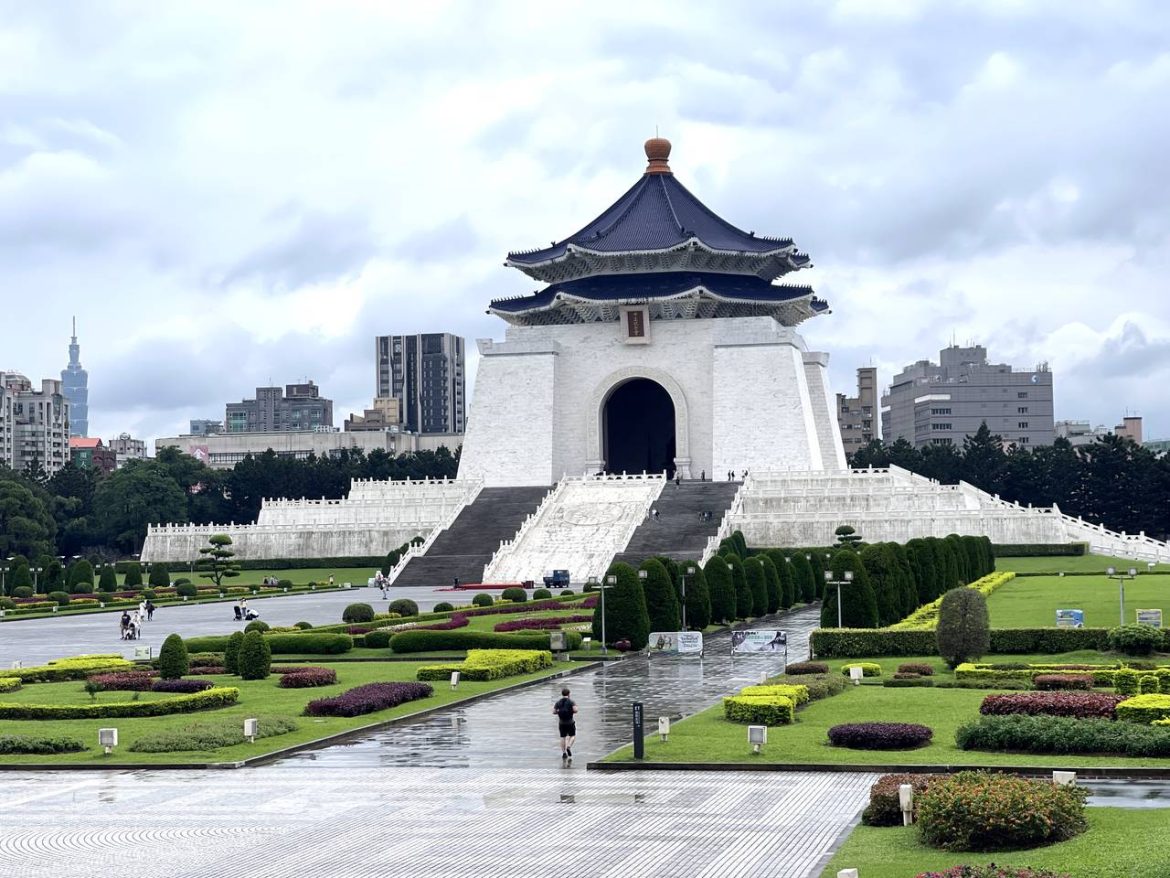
[640,558,680,633]
[1033,673,1092,691]
[1114,667,1141,696]
[245,620,269,633]
[0,597,14,610]
[342,603,375,623]
[1108,623,1164,656]
[223,631,245,675]
[1140,674,1161,694]
[97,566,118,593]
[532,588,552,600]
[916,868,1071,878]
[501,587,527,603]
[238,630,272,680]
[1116,693,1170,724]
[388,598,419,618]
[158,633,190,680]
[48,591,70,606]
[71,581,95,595]
[827,722,932,750]
[472,593,493,607]
[277,579,292,589]
[122,562,142,588]
[278,667,337,688]
[722,694,795,725]
[936,587,990,668]
[304,681,432,717]
[897,662,935,676]
[10,586,33,599]
[704,555,736,624]
[820,548,880,629]
[149,563,170,589]
[785,661,829,675]
[364,630,392,649]
[917,771,1087,851]
[294,621,313,630]
[590,562,650,650]
[433,602,455,613]
[175,583,197,597]
[839,662,882,678]
[979,691,1124,719]
[151,679,214,694]
[560,589,574,596]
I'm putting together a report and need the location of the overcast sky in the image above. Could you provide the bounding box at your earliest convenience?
[4,0,1170,444]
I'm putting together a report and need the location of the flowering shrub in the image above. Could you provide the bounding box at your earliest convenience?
[979,691,1124,720]
[916,867,1070,878]
[917,771,1087,851]
[722,694,795,725]
[862,773,945,826]
[1116,693,1170,724]
[897,663,935,676]
[784,661,829,676]
[828,722,933,750]
[493,615,592,632]
[151,678,214,694]
[956,714,1170,756]
[1033,673,1092,691]
[86,671,156,691]
[304,682,433,717]
[278,667,338,688]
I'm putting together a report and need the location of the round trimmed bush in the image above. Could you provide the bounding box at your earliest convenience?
[48,591,70,606]
[224,630,245,675]
[0,597,14,610]
[917,770,1088,851]
[532,588,552,600]
[472,593,493,607]
[238,630,272,680]
[294,621,313,629]
[364,630,392,648]
[158,633,190,680]
[1108,623,1164,656]
[433,602,455,613]
[501,587,527,603]
[71,582,94,595]
[172,578,190,586]
[141,588,157,599]
[560,589,574,596]
[245,620,270,633]
[175,583,197,597]
[11,586,33,599]
[342,603,375,624]
[1140,674,1161,694]
[785,661,829,676]
[839,662,882,678]
[277,579,293,589]
[827,722,932,750]
[388,598,419,618]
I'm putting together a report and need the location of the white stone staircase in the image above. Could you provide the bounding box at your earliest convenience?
[481,473,666,585]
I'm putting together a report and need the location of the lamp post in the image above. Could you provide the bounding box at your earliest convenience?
[1,556,12,594]
[824,569,854,628]
[33,566,43,591]
[1106,566,1137,627]
[599,574,617,655]
[681,564,695,630]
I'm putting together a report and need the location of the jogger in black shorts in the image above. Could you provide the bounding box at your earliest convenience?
[553,687,577,760]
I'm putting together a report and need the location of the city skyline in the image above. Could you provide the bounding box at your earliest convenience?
[3,3,1170,443]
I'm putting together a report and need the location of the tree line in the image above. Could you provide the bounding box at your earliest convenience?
[0,445,460,561]
[848,425,1170,539]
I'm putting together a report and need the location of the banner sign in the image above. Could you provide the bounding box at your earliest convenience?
[730,629,788,654]
[1055,609,1084,629]
[648,631,703,655]
[1136,609,1163,628]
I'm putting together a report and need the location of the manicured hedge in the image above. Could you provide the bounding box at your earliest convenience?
[840,662,882,678]
[897,663,935,676]
[0,677,22,693]
[184,633,353,655]
[87,671,155,691]
[417,614,471,631]
[304,682,433,718]
[738,684,809,705]
[809,626,1130,658]
[128,715,299,752]
[722,694,795,725]
[1033,673,1092,690]
[979,691,1124,719]
[762,673,846,701]
[784,661,829,676]
[917,868,1071,878]
[278,667,338,688]
[416,649,553,682]
[1116,694,1170,724]
[12,656,134,683]
[990,543,1086,556]
[883,677,935,688]
[493,614,591,632]
[956,713,1170,756]
[828,722,933,750]
[0,686,240,720]
[390,629,581,654]
[0,735,87,754]
[363,630,392,649]
[151,678,214,694]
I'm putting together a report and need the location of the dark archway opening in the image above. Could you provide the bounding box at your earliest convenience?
[603,378,676,477]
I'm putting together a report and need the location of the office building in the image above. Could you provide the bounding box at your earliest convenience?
[0,372,71,475]
[344,396,401,432]
[881,344,1054,449]
[836,366,878,457]
[60,318,88,437]
[225,381,333,433]
[189,419,223,436]
[70,437,117,473]
[375,333,465,435]
[107,432,148,468]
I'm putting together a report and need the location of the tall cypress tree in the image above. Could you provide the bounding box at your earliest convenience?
[820,548,880,629]
[681,562,711,631]
[758,554,782,614]
[589,562,650,649]
[861,543,902,627]
[726,554,751,619]
[743,557,768,618]
[788,553,816,603]
[639,558,680,633]
[704,556,736,624]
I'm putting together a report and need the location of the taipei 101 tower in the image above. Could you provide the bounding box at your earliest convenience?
[61,317,88,437]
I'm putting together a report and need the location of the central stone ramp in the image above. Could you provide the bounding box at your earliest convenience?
[391,486,550,588]
[482,474,664,585]
[611,479,742,566]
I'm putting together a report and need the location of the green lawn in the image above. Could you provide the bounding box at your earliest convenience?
[821,807,1170,878]
[0,659,568,765]
[998,554,1170,575]
[987,574,1170,628]
[606,652,1170,769]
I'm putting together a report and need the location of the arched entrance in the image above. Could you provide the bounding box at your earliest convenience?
[603,378,676,477]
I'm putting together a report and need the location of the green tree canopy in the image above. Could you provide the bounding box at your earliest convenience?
[704,555,736,624]
[638,558,680,633]
[680,562,710,631]
[91,461,187,553]
[820,548,879,629]
[590,562,650,649]
[0,471,57,559]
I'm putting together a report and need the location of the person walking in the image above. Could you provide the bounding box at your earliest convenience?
[145,599,155,621]
[674,474,681,488]
[651,507,660,521]
[553,687,578,760]
[328,574,335,587]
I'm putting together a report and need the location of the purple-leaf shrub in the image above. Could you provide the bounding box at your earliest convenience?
[417,614,470,631]
[493,615,592,632]
[1033,673,1093,691]
[278,668,338,688]
[304,682,433,717]
[87,672,155,691]
[979,691,1124,719]
[828,722,933,750]
[150,678,214,693]
[185,666,228,676]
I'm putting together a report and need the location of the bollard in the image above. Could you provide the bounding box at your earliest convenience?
[658,716,670,742]
[243,718,258,743]
[1053,770,1077,786]
[632,702,645,759]
[899,783,914,825]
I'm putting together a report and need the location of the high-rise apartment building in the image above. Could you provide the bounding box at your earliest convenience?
[882,344,1054,449]
[836,366,878,457]
[189,419,224,436]
[0,372,71,475]
[107,432,148,468]
[225,382,333,433]
[375,333,465,435]
[60,317,88,437]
